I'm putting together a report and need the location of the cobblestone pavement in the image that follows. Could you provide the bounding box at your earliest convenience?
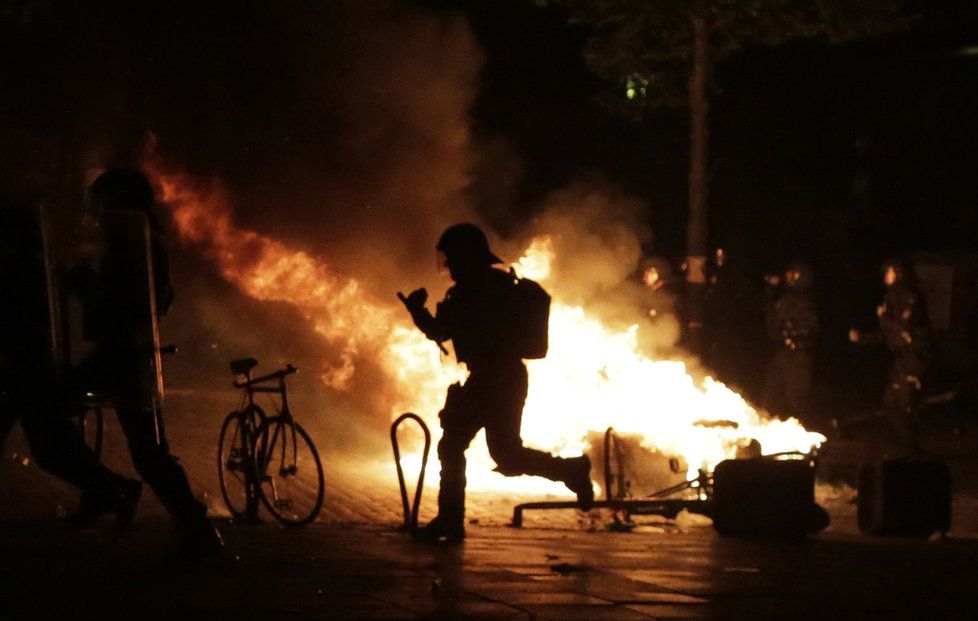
[3,391,977,535]
[1,517,977,619]
[3,391,978,618]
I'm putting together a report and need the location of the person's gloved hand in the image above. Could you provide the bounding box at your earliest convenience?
[397,288,428,316]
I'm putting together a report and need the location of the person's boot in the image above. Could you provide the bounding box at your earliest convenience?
[172,518,225,561]
[563,455,594,511]
[66,477,142,530]
[413,514,465,544]
[165,496,224,560]
[65,491,111,530]
[113,478,143,529]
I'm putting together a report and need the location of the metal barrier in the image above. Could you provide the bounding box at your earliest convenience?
[510,449,821,527]
[511,498,709,528]
[390,413,431,531]
[511,431,715,527]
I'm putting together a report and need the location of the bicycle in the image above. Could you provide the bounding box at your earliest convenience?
[218,357,325,527]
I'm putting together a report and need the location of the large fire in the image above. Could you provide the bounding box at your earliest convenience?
[145,150,824,498]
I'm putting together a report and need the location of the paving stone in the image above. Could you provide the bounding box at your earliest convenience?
[4,394,978,619]
[518,604,654,620]
[487,592,613,605]
[625,603,721,619]
[468,581,568,594]
[617,592,712,605]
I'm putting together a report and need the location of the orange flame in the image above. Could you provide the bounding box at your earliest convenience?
[144,148,824,496]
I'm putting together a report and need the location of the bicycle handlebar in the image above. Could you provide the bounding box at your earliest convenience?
[233,364,298,388]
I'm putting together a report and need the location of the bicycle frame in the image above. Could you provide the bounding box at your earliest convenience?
[230,364,299,521]
[235,364,296,422]
[227,367,286,522]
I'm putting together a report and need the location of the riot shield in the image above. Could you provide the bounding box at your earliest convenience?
[0,205,62,372]
[39,205,65,374]
[99,210,165,419]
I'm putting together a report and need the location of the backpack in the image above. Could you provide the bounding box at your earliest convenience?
[507,268,551,359]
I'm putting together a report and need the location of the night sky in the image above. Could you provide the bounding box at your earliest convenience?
[438,0,978,412]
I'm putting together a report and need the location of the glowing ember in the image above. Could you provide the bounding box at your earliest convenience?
[144,147,824,497]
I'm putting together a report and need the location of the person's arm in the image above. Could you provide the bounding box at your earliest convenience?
[397,289,451,346]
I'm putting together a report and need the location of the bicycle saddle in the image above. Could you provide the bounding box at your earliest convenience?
[230,357,259,375]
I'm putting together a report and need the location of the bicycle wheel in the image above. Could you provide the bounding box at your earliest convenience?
[252,416,325,527]
[218,405,266,519]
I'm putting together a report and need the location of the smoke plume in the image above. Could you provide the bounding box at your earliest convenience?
[512,182,682,355]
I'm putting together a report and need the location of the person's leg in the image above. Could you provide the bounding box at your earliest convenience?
[112,401,206,530]
[16,395,141,527]
[418,383,481,542]
[19,411,103,491]
[762,350,787,415]
[113,399,222,557]
[783,351,813,420]
[481,366,593,507]
[883,362,919,452]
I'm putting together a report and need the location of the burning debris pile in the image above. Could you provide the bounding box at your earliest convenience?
[119,1,824,501]
[145,146,824,499]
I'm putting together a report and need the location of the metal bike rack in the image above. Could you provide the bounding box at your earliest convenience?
[604,427,627,502]
[604,427,631,525]
[390,413,431,531]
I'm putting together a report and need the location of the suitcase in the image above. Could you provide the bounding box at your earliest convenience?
[712,457,828,538]
[858,459,951,537]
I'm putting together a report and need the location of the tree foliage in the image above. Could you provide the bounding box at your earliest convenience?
[546,0,914,111]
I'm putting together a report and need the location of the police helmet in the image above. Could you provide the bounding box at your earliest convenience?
[436,223,502,266]
[88,168,160,230]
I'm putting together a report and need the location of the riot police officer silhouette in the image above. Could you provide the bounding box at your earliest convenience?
[0,205,135,522]
[763,262,818,419]
[850,259,931,450]
[399,223,594,543]
[67,169,222,556]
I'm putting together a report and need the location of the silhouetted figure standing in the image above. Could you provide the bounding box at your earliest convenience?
[704,247,762,392]
[0,205,136,518]
[399,223,593,543]
[639,256,680,325]
[850,259,931,451]
[67,169,222,557]
[762,263,818,419]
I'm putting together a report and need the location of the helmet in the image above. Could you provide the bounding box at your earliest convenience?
[784,262,812,290]
[436,223,502,267]
[88,168,160,230]
[89,169,154,210]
